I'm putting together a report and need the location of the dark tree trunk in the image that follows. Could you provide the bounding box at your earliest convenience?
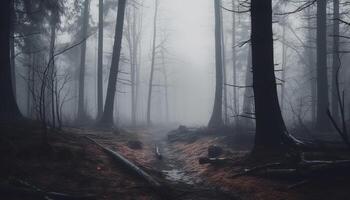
[306,7,317,124]
[146,0,159,126]
[49,14,57,128]
[77,0,90,120]
[99,0,127,126]
[10,0,16,101]
[331,0,340,122]
[316,0,330,130]
[232,0,238,123]
[0,0,22,121]
[97,0,104,119]
[208,0,223,128]
[220,5,228,125]
[250,0,286,150]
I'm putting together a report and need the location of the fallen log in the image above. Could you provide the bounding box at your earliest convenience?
[230,162,283,178]
[85,136,163,191]
[199,157,233,165]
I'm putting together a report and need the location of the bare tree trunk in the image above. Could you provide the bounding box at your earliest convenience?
[125,5,139,126]
[49,15,57,128]
[208,0,223,128]
[220,5,228,125]
[99,0,127,126]
[306,6,317,124]
[146,0,159,126]
[97,0,104,119]
[331,0,340,122]
[0,0,22,121]
[77,0,90,120]
[316,0,330,130]
[251,0,287,151]
[161,51,169,122]
[10,0,16,102]
[232,0,238,124]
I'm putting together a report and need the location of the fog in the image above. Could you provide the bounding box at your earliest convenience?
[13,0,342,129]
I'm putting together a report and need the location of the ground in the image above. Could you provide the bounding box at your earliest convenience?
[1,122,350,200]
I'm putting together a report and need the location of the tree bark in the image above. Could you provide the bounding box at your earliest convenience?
[10,0,16,102]
[49,14,57,128]
[99,0,127,126]
[250,0,287,150]
[77,0,90,120]
[316,0,330,130]
[0,0,22,121]
[220,4,228,125]
[208,0,224,128]
[97,0,104,119]
[331,0,340,122]
[146,0,159,126]
[232,0,238,124]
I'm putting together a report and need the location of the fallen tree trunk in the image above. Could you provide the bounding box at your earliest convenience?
[199,157,233,165]
[85,136,163,192]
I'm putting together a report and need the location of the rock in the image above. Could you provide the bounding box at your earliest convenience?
[127,140,143,150]
[208,145,223,158]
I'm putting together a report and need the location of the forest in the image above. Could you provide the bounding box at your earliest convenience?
[1,0,350,199]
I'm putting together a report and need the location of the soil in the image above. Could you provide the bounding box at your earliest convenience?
[0,121,158,200]
[2,122,350,200]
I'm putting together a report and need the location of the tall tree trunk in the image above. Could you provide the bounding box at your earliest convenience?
[77,0,90,120]
[97,0,104,119]
[220,5,228,125]
[331,0,340,122]
[232,0,238,124]
[0,0,22,121]
[208,0,223,128]
[161,51,169,122]
[306,6,317,124]
[49,15,57,128]
[146,0,159,126]
[316,0,330,130]
[10,0,16,101]
[251,0,286,150]
[99,0,127,126]
[125,6,139,126]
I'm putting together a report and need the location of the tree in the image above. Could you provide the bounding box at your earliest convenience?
[0,0,22,121]
[97,0,104,119]
[315,0,329,130]
[208,0,224,128]
[99,0,127,126]
[331,0,340,122]
[77,0,90,120]
[146,0,159,126]
[231,0,238,124]
[125,3,142,125]
[250,0,287,150]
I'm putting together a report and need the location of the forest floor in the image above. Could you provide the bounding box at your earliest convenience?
[0,121,159,200]
[1,121,350,200]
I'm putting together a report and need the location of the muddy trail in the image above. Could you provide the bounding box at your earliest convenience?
[72,127,238,200]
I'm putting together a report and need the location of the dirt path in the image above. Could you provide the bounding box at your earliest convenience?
[68,127,238,200]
